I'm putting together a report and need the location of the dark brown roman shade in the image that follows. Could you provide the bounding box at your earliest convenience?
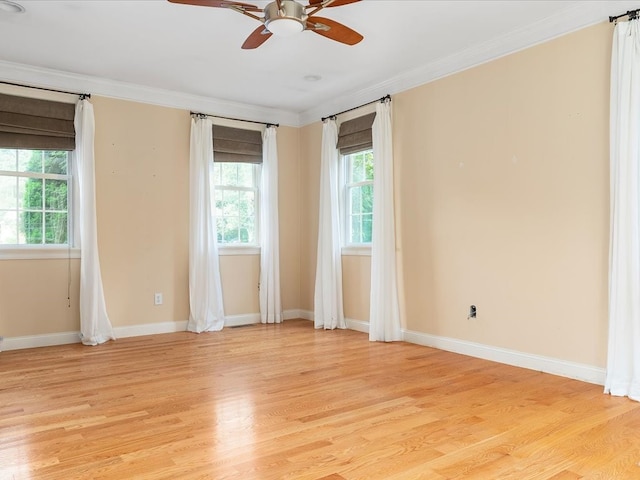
[0,93,76,150]
[212,125,263,163]
[337,112,376,155]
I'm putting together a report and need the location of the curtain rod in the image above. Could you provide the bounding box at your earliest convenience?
[321,94,391,122]
[609,8,639,22]
[190,111,278,128]
[0,80,90,99]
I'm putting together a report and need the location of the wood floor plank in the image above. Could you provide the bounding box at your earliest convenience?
[1,320,639,479]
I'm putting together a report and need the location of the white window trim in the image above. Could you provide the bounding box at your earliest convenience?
[0,149,75,253]
[213,162,261,247]
[341,245,371,256]
[0,86,78,256]
[0,245,80,260]
[218,245,260,256]
[341,149,374,249]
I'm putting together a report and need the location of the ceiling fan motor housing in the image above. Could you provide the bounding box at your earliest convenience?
[264,0,308,35]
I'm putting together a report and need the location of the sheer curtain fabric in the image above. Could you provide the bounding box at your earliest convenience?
[259,126,282,324]
[369,100,402,342]
[73,99,115,345]
[606,19,640,401]
[187,116,225,333]
[314,119,345,330]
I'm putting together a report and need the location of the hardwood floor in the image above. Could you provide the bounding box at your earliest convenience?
[1,319,639,479]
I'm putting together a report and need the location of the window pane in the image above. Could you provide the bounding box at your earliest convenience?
[0,210,18,244]
[19,150,42,173]
[0,176,16,210]
[0,149,72,246]
[212,163,221,185]
[20,177,42,210]
[351,214,361,244]
[44,179,67,210]
[215,191,223,217]
[0,149,16,171]
[220,163,238,186]
[350,186,362,215]
[238,191,255,217]
[22,211,43,244]
[222,190,239,217]
[212,162,258,245]
[362,214,373,243]
[222,217,239,243]
[364,151,374,180]
[44,151,68,174]
[45,212,67,244]
[240,216,254,243]
[361,184,373,214]
[216,217,224,243]
[351,154,364,183]
[237,163,253,188]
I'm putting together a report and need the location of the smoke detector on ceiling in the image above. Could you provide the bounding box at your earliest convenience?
[0,0,25,13]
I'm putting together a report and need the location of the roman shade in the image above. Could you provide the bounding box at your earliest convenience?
[337,112,376,155]
[212,125,263,163]
[0,93,76,150]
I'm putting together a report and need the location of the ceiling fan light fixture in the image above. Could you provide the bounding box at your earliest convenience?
[266,17,304,36]
[264,0,306,37]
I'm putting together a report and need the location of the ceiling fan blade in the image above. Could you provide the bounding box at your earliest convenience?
[308,0,361,7]
[242,25,273,49]
[168,0,261,12]
[307,16,363,46]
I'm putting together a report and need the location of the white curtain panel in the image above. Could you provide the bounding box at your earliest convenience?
[606,19,640,401]
[73,99,115,346]
[259,126,282,324]
[369,100,402,342]
[314,119,346,330]
[187,116,225,333]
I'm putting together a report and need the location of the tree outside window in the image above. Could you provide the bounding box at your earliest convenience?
[0,149,70,245]
[344,149,374,244]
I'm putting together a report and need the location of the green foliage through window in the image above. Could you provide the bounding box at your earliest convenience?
[213,162,258,244]
[0,149,70,245]
[345,150,374,244]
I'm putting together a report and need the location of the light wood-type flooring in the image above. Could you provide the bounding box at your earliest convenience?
[1,319,640,479]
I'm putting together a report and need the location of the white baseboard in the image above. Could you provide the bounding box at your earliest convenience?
[3,331,81,351]
[296,309,313,321]
[341,318,605,386]
[1,311,607,386]
[402,329,606,386]
[113,320,188,338]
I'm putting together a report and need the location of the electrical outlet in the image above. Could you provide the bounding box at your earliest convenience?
[154,293,163,306]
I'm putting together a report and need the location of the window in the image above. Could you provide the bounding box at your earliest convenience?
[0,148,71,245]
[343,149,374,245]
[213,162,259,245]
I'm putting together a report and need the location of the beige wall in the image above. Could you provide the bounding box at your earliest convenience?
[92,97,191,327]
[395,22,611,367]
[299,122,322,312]
[2,21,614,370]
[298,22,612,367]
[1,97,301,337]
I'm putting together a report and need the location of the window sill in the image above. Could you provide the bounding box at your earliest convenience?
[0,246,81,260]
[342,245,371,256]
[218,245,261,256]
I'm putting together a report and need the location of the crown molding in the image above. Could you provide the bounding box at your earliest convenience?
[0,1,636,128]
[0,59,301,127]
[298,1,637,126]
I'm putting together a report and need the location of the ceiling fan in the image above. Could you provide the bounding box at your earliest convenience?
[168,0,363,49]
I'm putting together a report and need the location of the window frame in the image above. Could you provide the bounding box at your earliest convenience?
[341,148,374,256]
[212,161,261,253]
[0,148,78,260]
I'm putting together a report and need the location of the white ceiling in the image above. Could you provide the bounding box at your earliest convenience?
[0,0,638,126]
